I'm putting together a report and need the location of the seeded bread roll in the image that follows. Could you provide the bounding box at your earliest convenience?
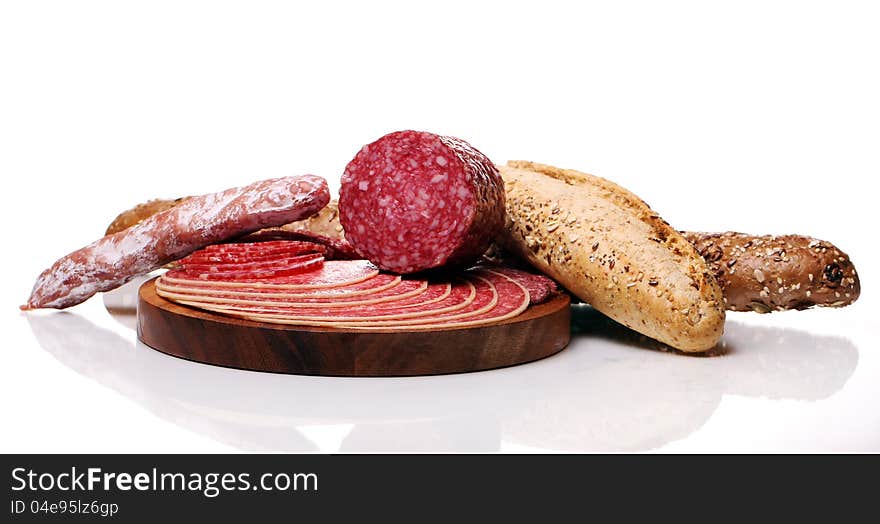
[499,160,725,352]
[276,199,345,239]
[682,232,860,313]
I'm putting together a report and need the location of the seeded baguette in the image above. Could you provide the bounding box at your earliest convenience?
[498,161,725,352]
[682,232,860,312]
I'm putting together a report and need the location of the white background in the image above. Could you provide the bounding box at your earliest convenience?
[1,1,877,452]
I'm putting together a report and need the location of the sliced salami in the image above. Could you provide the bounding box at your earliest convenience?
[181,250,312,265]
[175,254,325,281]
[158,264,534,330]
[182,279,477,321]
[160,260,380,290]
[339,130,505,274]
[157,279,444,308]
[184,240,328,261]
[420,270,530,328]
[235,270,529,330]
[156,273,402,298]
[474,265,558,305]
[202,240,317,251]
[235,229,359,260]
[177,253,324,274]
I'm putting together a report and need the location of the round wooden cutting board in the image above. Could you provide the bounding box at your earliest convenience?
[137,278,571,376]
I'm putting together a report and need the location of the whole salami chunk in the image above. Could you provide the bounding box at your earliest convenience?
[22,175,330,310]
[339,130,505,274]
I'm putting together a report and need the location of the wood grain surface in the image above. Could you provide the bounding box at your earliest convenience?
[137,278,571,376]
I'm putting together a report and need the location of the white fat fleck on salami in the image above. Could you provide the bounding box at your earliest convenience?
[339,130,505,273]
[23,175,330,309]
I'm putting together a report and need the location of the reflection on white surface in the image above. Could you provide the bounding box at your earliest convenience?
[102,272,162,330]
[25,296,859,452]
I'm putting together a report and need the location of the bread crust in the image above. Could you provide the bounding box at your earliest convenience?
[682,231,860,312]
[499,161,726,352]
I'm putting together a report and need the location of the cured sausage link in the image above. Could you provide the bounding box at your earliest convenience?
[23,175,330,310]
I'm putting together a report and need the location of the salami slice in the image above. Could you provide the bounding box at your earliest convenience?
[235,270,529,330]
[157,279,444,308]
[175,254,325,281]
[160,260,379,290]
[158,265,533,330]
[178,253,324,274]
[416,270,530,328]
[339,130,505,274]
[235,229,359,260]
[320,270,530,330]
[474,265,558,305]
[156,273,402,298]
[181,251,306,265]
[182,241,327,263]
[180,279,477,321]
[203,240,316,251]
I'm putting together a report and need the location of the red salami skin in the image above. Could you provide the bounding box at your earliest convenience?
[339,130,505,274]
[23,175,330,310]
